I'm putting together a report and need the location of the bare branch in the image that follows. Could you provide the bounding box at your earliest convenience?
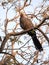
[0,16,49,52]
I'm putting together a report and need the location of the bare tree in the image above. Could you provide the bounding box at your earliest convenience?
[0,0,49,65]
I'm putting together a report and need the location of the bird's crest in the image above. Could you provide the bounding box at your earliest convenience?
[20,11,26,17]
[20,12,23,17]
[20,11,28,18]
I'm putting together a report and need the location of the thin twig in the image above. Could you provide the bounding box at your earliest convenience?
[0,17,49,52]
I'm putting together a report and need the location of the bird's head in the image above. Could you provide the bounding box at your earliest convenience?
[20,11,26,17]
[20,12,24,17]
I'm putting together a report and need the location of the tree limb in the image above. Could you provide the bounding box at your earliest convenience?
[0,17,49,52]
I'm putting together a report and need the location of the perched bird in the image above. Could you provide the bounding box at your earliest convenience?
[20,12,43,52]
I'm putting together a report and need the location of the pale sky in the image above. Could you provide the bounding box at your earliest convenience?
[0,0,49,64]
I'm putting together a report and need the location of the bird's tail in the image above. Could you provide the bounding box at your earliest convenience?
[28,30,43,52]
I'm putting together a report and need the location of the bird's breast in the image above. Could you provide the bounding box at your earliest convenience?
[20,17,34,30]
